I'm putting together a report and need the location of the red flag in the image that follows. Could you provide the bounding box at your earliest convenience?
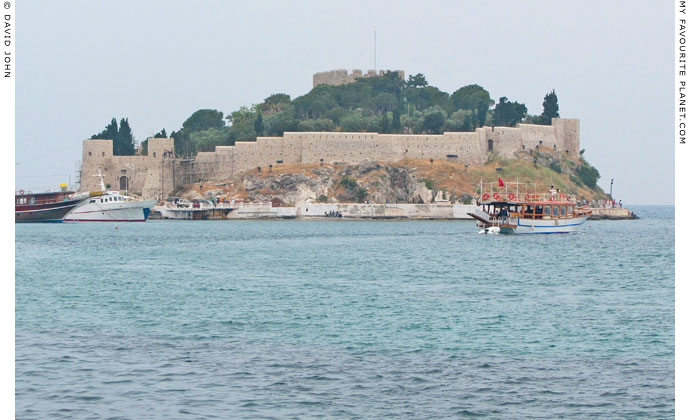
[498,178,504,187]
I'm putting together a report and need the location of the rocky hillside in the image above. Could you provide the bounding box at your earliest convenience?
[176,151,609,205]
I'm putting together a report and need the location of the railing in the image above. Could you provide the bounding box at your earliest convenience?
[15,196,81,206]
[478,192,576,203]
[15,187,72,196]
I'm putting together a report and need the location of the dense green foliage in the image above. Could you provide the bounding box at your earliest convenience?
[90,117,135,156]
[171,109,230,157]
[92,73,567,159]
[576,159,601,189]
[549,161,562,173]
[493,97,528,127]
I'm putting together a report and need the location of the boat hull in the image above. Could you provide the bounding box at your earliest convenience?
[15,199,84,223]
[499,215,589,234]
[64,199,157,222]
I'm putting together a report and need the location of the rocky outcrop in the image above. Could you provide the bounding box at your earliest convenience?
[179,153,610,206]
[182,160,434,205]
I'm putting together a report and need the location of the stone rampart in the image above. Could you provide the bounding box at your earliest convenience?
[79,118,579,199]
[313,69,405,88]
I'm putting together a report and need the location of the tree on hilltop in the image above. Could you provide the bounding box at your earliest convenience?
[404,86,452,113]
[254,112,264,136]
[423,111,445,134]
[493,97,527,127]
[392,108,402,132]
[451,84,493,128]
[407,73,428,88]
[91,118,118,141]
[183,109,225,133]
[173,109,225,157]
[260,93,291,115]
[90,117,135,156]
[154,128,167,138]
[537,89,560,125]
[117,118,135,156]
[189,127,233,153]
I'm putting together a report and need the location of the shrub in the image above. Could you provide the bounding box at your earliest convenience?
[339,176,358,190]
[549,161,562,173]
[576,161,600,189]
[421,178,435,190]
[354,187,369,202]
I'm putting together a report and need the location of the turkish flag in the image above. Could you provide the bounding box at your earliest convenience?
[498,178,504,186]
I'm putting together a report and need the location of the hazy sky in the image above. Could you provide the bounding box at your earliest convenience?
[15,0,673,204]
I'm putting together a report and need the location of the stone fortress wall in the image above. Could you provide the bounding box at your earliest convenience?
[313,69,406,88]
[79,118,579,200]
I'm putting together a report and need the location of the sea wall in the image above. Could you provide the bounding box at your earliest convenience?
[300,203,479,219]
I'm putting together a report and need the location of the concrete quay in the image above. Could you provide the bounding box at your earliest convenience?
[588,207,639,220]
[152,202,481,220]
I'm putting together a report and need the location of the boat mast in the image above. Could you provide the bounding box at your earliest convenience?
[94,170,106,193]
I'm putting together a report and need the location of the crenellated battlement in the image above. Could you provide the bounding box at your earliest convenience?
[79,119,579,200]
[313,69,405,88]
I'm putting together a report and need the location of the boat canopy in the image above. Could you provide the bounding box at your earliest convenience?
[476,180,577,205]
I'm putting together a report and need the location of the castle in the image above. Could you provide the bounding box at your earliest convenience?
[79,118,579,199]
[313,69,405,88]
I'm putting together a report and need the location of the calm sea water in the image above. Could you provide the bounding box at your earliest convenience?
[16,205,674,419]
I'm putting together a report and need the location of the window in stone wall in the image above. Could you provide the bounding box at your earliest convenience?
[153,152,156,158]
[88,152,92,156]
[102,152,105,157]
[488,139,494,152]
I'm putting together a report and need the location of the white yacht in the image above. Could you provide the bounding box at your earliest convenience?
[64,171,157,222]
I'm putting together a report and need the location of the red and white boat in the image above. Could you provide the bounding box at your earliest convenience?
[468,180,592,234]
[15,187,86,223]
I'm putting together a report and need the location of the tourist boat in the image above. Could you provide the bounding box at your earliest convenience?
[468,180,591,234]
[15,187,86,223]
[63,172,157,222]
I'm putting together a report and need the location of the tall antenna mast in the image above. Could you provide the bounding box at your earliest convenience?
[374,30,377,72]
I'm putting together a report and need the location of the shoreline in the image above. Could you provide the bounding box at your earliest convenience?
[150,203,641,221]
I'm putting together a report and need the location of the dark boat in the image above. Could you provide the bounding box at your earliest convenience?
[15,189,86,223]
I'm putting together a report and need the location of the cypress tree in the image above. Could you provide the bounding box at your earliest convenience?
[91,118,118,142]
[254,112,264,136]
[539,90,560,125]
[392,108,401,132]
[117,118,135,156]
